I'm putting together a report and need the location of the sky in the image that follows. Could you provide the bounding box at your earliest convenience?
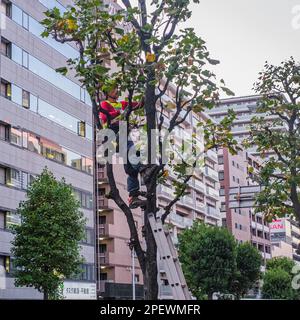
[183,0,300,97]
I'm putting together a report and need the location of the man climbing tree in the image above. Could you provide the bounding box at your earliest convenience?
[41,0,239,299]
[99,85,150,209]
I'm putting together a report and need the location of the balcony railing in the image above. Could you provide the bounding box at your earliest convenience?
[98,196,109,209]
[205,149,218,163]
[99,224,112,238]
[206,206,220,218]
[181,195,194,206]
[159,185,174,198]
[169,212,193,228]
[99,252,109,265]
[194,179,205,192]
[206,186,219,199]
[97,168,107,181]
[205,166,219,181]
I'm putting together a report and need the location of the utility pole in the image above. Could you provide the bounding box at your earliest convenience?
[132,248,136,300]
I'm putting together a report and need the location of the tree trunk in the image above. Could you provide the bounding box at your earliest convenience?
[291,178,300,222]
[143,69,159,300]
[43,290,49,300]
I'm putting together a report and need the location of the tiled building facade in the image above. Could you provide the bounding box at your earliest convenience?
[0,0,96,299]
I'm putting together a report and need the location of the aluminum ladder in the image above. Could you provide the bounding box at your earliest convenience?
[148,212,192,300]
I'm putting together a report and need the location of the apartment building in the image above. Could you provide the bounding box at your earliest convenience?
[218,148,272,264]
[270,218,300,263]
[207,95,280,158]
[0,0,96,299]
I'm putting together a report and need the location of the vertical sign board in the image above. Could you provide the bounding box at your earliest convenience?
[63,281,97,300]
[270,219,286,243]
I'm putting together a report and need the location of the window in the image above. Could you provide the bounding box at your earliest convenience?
[99,215,106,225]
[11,43,22,65]
[0,0,12,17]
[29,93,38,112]
[219,187,225,196]
[22,50,29,68]
[27,133,41,154]
[0,122,9,141]
[0,37,11,58]
[218,171,224,181]
[78,264,95,282]
[0,166,6,184]
[218,156,224,165]
[7,168,21,188]
[99,244,107,253]
[83,157,93,175]
[5,211,21,229]
[0,210,5,229]
[100,273,107,281]
[82,229,94,245]
[135,274,140,283]
[20,171,28,190]
[11,2,22,25]
[78,121,86,137]
[233,176,235,182]
[64,149,82,170]
[11,84,22,105]
[22,11,29,30]
[10,127,22,147]
[0,79,11,99]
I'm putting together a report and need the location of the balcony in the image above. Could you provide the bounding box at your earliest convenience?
[205,149,218,163]
[181,195,194,207]
[205,166,219,182]
[99,252,110,265]
[206,186,219,199]
[195,201,205,213]
[97,167,108,182]
[206,206,220,219]
[98,224,113,238]
[97,196,110,210]
[159,185,175,199]
[194,179,205,192]
[169,212,193,229]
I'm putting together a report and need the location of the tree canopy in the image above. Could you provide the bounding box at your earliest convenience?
[262,257,299,300]
[248,57,300,222]
[11,168,86,300]
[178,222,262,299]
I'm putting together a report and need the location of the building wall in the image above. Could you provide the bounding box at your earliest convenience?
[0,0,95,299]
[207,95,279,158]
[219,148,271,263]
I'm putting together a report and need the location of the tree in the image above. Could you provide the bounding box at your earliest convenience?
[231,242,262,299]
[262,257,299,300]
[266,256,295,274]
[41,0,239,299]
[178,222,237,299]
[262,269,298,300]
[248,57,300,222]
[11,168,86,300]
